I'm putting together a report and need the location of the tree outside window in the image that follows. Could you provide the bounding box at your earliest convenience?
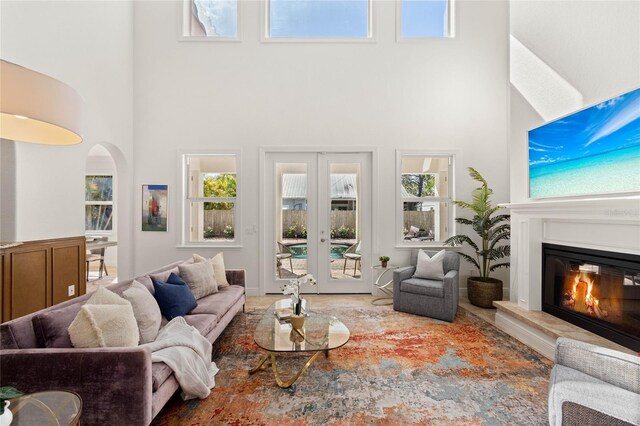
[85,175,113,231]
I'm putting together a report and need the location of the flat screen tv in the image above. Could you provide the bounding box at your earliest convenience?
[529,87,640,199]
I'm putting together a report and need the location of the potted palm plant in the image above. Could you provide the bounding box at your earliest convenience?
[444,167,510,308]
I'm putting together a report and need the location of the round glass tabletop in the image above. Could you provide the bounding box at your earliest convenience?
[254,299,350,353]
[10,390,82,426]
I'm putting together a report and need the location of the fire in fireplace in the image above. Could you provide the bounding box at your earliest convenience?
[543,244,640,352]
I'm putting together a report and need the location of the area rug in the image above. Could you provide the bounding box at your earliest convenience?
[152,305,552,425]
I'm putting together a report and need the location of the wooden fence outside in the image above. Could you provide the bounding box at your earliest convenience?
[282,210,356,233]
[204,209,433,237]
[204,210,234,237]
[403,211,435,233]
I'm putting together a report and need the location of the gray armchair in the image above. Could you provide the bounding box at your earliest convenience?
[549,337,640,426]
[393,250,460,322]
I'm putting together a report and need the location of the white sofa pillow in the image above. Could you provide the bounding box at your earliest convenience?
[414,249,446,280]
[68,286,139,348]
[193,253,230,288]
[123,280,162,344]
[69,305,139,348]
[178,261,218,299]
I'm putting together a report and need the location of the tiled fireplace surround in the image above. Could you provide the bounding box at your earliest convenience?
[494,196,640,358]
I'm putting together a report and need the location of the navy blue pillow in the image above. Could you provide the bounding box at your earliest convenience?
[152,274,197,320]
[166,272,187,286]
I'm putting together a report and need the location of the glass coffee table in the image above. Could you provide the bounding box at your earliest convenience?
[249,299,350,388]
[9,391,82,425]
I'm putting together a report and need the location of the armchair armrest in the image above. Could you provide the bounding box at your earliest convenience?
[0,346,153,426]
[555,337,640,394]
[393,266,415,285]
[393,266,416,300]
[225,269,246,288]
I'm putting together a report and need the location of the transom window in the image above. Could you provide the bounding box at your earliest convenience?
[399,0,453,39]
[397,153,453,245]
[85,175,113,231]
[182,153,240,245]
[266,0,372,39]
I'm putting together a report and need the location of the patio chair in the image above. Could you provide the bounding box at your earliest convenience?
[276,242,294,278]
[86,236,109,281]
[342,241,361,277]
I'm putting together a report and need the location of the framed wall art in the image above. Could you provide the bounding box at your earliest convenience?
[142,184,168,232]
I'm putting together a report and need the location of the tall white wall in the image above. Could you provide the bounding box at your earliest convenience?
[133,0,511,294]
[509,1,640,203]
[0,1,135,278]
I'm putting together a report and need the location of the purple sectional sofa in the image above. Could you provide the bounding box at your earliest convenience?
[0,260,246,425]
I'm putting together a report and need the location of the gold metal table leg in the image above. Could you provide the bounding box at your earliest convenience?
[249,352,270,374]
[249,351,323,389]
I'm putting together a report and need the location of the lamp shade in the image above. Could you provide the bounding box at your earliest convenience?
[0,60,83,145]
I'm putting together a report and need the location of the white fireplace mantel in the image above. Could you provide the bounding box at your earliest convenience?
[503,195,640,311]
[487,195,640,358]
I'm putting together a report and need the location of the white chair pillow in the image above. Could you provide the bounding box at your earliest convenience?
[414,249,446,280]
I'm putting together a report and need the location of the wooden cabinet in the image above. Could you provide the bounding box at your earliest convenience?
[1,236,86,322]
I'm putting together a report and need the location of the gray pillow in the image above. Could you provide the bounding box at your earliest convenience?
[414,249,446,280]
[178,261,218,299]
[32,303,82,348]
[123,280,162,344]
[150,267,179,285]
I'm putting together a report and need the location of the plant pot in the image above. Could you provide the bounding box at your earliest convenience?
[467,277,503,308]
[290,314,305,331]
[1,401,13,426]
[381,261,388,268]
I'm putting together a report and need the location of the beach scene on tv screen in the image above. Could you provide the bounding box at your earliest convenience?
[529,88,640,199]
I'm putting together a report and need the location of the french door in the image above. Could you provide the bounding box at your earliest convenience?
[263,152,372,294]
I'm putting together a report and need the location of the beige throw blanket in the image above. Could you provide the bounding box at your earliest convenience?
[143,317,218,400]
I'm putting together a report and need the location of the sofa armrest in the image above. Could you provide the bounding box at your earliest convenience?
[0,346,153,426]
[226,269,245,288]
[555,337,640,394]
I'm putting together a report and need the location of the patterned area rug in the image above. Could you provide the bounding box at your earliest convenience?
[152,305,552,425]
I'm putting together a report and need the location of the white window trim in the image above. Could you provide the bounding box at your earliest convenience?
[179,0,242,42]
[395,0,455,42]
[85,174,115,234]
[178,150,243,248]
[395,150,455,248]
[261,0,375,43]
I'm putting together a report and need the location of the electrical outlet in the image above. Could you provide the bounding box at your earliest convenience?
[68,285,76,297]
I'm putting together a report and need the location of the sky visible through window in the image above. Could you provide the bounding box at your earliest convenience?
[401,0,449,38]
[270,0,370,38]
[193,0,237,37]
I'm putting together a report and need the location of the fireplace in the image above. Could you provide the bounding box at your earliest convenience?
[542,243,640,352]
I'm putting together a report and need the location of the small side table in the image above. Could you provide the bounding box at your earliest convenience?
[10,391,82,426]
[372,265,398,306]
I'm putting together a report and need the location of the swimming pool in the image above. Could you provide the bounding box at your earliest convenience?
[288,243,350,260]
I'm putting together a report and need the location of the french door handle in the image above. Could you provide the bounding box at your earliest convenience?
[320,238,327,242]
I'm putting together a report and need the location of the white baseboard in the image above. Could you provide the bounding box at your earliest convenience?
[495,311,556,359]
[245,287,260,296]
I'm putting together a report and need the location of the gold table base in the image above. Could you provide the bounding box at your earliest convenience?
[249,350,329,388]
